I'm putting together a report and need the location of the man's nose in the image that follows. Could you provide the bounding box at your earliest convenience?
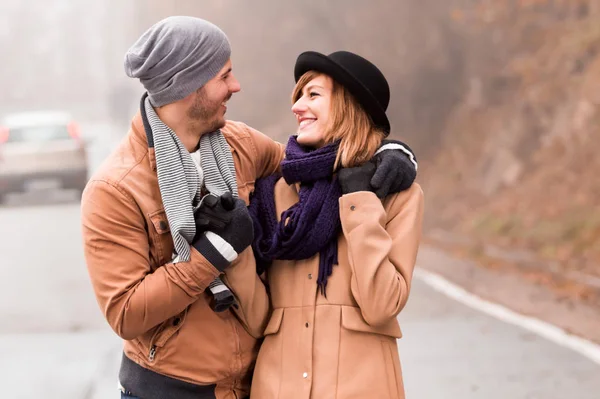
[229,74,241,93]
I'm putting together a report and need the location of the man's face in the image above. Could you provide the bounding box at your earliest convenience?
[187,59,241,131]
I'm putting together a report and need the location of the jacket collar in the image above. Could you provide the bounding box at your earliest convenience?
[130,93,157,171]
[138,92,154,148]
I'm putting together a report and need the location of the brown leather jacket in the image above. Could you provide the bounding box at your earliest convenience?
[81,110,283,399]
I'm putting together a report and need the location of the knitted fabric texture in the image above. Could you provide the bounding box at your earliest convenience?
[249,136,342,295]
[125,16,231,107]
[198,130,240,308]
[144,97,235,311]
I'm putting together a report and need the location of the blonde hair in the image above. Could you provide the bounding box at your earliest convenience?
[292,71,386,169]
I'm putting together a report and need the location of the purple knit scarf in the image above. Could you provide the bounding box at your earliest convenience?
[249,136,342,295]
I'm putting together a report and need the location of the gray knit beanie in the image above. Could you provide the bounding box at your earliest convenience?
[124,16,231,107]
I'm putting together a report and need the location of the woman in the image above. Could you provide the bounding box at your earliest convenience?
[248,51,424,399]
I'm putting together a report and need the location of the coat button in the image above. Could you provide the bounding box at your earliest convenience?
[308,273,312,280]
[303,372,308,379]
[350,205,356,211]
[159,220,168,231]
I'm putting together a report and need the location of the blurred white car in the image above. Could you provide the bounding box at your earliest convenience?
[0,111,89,203]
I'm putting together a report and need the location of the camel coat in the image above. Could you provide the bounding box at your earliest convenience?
[250,179,424,399]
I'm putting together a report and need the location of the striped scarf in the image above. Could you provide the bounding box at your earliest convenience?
[144,98,237,311]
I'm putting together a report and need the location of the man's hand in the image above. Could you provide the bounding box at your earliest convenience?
[370,139,417,198]
[338,162,376,195]
[211,198,254,255]
[192,193,254,271]
[194,192,236,234]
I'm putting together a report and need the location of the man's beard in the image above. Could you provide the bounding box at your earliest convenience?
[187,89,229,132]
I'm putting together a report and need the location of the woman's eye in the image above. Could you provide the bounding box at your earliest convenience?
[309,92,320,98]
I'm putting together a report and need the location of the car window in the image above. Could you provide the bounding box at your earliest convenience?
[7,125,70,143]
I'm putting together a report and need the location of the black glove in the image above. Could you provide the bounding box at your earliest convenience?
[338,162,376,194]
[194,192,236,234]
[370,139,417,198]
[192,198,254,271]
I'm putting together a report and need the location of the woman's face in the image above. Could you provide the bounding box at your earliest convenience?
[291,74,333,148]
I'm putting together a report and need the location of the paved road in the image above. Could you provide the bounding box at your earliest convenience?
[398,277,600,398]
[0,199,121,399]
[0,197,599,398]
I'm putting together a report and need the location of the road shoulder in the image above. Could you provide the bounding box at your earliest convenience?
[417,243,600,344]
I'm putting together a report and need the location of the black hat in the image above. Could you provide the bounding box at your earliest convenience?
[294,50,391,135]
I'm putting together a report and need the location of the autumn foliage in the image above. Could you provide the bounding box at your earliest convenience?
[424,0,600,278]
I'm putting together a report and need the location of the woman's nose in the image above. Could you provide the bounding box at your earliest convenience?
[291,97,306,114]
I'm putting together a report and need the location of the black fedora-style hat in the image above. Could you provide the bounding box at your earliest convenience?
[294,50,391,135]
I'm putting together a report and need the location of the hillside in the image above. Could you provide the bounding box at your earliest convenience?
[421,0,600,279]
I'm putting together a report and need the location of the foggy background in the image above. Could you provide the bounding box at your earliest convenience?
[1,0,600,397]
[1,0,467,156]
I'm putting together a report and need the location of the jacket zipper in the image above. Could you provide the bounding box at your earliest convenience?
[148,345,157,362]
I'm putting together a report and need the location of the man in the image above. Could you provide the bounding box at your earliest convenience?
[81,16,417,399]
